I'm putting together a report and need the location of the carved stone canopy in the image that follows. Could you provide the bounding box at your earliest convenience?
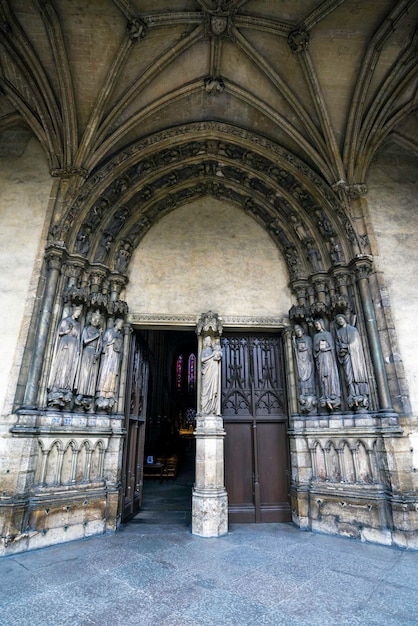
[196,311,223,337]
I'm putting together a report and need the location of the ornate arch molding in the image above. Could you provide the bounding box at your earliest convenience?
[54,122,361,262]
[49,122,368,304]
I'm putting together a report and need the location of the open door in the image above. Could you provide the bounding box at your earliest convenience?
[121,332,149,521]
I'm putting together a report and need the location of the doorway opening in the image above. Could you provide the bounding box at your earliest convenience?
[123,329,198,525]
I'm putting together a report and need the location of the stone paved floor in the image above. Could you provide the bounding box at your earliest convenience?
[1,518,418,625]
[1,463,417,626]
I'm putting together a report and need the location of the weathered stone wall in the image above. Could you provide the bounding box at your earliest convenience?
[0,138,52,418]
[126,197,292,318]
[366,144,418,417]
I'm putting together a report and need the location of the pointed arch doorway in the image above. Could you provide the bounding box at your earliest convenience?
[121,195,294,526]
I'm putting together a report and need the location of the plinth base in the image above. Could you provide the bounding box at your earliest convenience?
[192,488,228,537]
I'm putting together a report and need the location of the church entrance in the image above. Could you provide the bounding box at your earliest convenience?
[221,332,291,523]
[121,329,198,523]
[122,327,291,525]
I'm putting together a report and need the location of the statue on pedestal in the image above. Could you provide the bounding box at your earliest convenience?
[313,318,341,411]
[335,314,369,410]
[293,324,316,413]
[47,305,82,408]
[75,311,102,410]
[95,318,124,411]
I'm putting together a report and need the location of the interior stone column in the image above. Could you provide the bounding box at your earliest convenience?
[192,312,228,537]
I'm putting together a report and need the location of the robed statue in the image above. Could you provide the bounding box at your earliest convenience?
[47,305,82,408]
[75,310,102,410]
[95,318,124,411]
[313,318,341,411]
[293,324,316,413]
[200,336,222,416]
[335,314,369,410]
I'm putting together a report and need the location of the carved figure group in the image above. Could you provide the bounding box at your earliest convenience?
[47,307,124,412]
[293,316,370,414]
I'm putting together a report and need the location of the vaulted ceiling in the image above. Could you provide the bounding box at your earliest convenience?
[1,0,417,177]
[0,0,417,272]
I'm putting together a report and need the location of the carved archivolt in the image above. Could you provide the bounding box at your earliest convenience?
[49,123,364,285]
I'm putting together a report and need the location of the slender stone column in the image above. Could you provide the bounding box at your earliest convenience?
[352,257,393,412]
[283,327,299,416]
[23,246,66,408]
[117,322,132,415]
[192,312,228,537]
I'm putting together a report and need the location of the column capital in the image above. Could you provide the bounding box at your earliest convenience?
[44,245,66,271]
[350,255,373,280]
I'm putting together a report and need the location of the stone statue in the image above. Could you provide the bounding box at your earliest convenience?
[115,241,132,273]
[313,318,341,411]
[293,324,316,413]
[335,314,369,410]
[95,318,124,411]
[74,225,91,256]
[75,311,102,410]
[200,336,222,416]
[94,233,113,263]
[47,306,82,407]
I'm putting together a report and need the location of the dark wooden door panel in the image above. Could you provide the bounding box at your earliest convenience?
[224,421,255,522]
[222,333,291,523]
[257,421,291,522]
[122,333,149,522]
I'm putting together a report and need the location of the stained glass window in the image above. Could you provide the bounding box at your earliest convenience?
[188,353,196,393]
[176,354,183,391]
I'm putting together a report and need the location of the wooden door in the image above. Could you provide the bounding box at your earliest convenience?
[121,332,149,521]
[222,333,291,523]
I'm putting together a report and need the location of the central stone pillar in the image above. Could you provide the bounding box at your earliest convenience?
[192,311,228,537]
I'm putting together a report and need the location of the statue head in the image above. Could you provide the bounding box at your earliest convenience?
[294,324,304,338]
[335,314,347,327]
[115,318,124,330]
[314,318,325,331]
[72,305,83,318]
